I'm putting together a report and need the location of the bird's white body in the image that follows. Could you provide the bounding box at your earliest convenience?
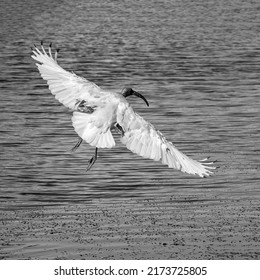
[31,43,215,177]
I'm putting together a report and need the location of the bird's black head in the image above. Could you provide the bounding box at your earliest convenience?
[122,87,149,107]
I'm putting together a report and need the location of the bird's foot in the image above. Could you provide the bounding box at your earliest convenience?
[86,148,98,172]
[71,137,83,152]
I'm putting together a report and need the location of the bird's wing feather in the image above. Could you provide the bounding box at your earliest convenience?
[117,104,215,177]
[31,44,102,110]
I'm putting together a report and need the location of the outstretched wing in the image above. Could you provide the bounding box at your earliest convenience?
[31,43,102,110]
[117,104,215,177]
[32,42,117,149]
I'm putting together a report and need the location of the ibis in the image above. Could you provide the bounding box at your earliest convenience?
[31,42,215,177]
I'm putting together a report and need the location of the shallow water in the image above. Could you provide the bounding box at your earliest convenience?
[0,0,259,259]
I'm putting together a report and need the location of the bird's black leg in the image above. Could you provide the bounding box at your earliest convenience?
[114,123,125,137]
[71,137,83,152]
[86,147,98,172]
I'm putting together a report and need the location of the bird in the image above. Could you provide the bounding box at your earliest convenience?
[31,41,216,177]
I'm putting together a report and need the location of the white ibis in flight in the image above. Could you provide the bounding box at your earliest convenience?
[31,42,215,177]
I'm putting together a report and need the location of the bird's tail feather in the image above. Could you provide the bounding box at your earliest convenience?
[72,112,115,149]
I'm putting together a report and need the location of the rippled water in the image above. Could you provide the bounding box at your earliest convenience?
[0,0,259,259]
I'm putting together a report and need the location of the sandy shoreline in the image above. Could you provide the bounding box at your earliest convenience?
[0,196,259,260]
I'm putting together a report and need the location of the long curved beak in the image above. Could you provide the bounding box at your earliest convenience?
[133,91,149,107]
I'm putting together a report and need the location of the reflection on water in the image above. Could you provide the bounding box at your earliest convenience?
[0,0,259,206]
